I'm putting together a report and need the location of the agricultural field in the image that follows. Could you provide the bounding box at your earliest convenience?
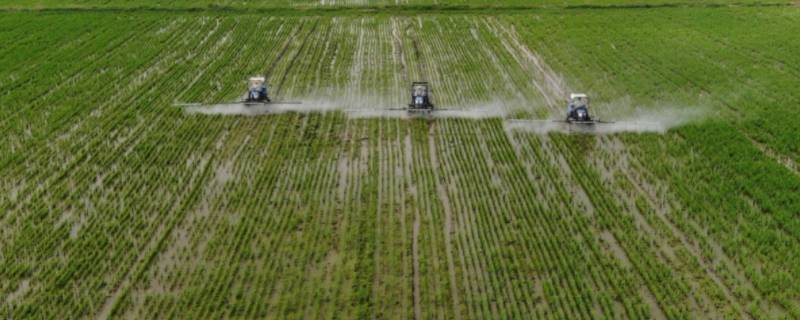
[1,3,800,320]
[0,0,790,10]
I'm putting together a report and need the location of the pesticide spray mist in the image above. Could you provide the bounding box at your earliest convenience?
[183,99,342,116]
[181,96,515,120]
[346,100,512,119]
[181,95,708,135]
[505,98,710,135]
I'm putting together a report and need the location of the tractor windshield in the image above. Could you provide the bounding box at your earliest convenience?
[249,79,264,89]
[413,85,427,97]
[571,97,587,109]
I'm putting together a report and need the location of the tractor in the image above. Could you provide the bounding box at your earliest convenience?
[566,93,594,123]
[245,76,270,103]
[409,82,433,113]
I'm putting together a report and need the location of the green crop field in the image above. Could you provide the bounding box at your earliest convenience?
[0,0,790,10]
[1,2,800,320]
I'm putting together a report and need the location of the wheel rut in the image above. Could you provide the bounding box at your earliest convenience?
[427,123,462,320]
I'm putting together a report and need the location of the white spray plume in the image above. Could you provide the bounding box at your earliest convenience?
[183,96,343,116]
[182,96,517,120]
[180,93,707,133]
[505,104,709,135]
[347,100,512,119]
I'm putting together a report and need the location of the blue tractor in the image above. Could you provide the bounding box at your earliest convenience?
[566,93,593,123]
[245,76,270,103]
[173,76,302,110]
[409,82,433,112]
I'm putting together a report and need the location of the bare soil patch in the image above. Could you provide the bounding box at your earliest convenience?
[598,231,631,268]
[6,279,30,305]
[748,137,799,177]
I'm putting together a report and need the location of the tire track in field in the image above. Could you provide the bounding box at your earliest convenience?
[393,19,424,319]
[226,116,311,317]
[272,115,343,320]
[310,118,349,319]
[389,20,428,318]
[427,123,462,320]
[392,20,425,318]
[333,118,357,317]
[202,114,311,318]
[748,137,799,176]
[398,125,412,319]
[373,118,388,318]
[400,128,421,320]
[406,17,464,318]
[469,20,527,103]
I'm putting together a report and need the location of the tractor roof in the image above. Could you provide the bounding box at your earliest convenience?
[249,76,266,82]
[570,93,587,99]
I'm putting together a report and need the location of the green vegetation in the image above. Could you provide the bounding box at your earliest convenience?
[0,0,791,10]
[1,4,799,320]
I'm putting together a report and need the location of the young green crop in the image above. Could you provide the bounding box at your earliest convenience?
[2,8,799,320]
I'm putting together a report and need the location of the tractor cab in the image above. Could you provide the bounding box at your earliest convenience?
[246,76,269,103]
[566,93,592,122]
[409,82,433,111]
